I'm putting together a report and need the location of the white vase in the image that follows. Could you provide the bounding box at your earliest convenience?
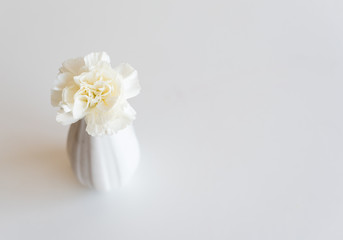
[66,120,140,192]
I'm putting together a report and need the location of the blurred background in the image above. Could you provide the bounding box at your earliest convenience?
[0,0,342,239]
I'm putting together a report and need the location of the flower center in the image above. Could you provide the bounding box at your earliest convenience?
[76,71,117,109]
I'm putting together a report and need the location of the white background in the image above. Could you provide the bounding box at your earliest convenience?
[0,0,343,239]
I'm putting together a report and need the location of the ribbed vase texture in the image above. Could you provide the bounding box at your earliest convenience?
[67,120,140,191]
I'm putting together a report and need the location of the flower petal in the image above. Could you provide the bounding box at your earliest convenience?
[114,63,141,99]
[73,97,88,119]
[85,101,136,136]
[84,52,110,68]
[96,95,117,112]
[56,110,78,125]
[62,85,78,105]
[51,89,62,107]
[54,72,74,90]
[60,57,85,75]
[61,103,72,113]
[107,103,136,132]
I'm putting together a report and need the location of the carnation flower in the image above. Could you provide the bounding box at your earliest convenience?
[51,52,140,136]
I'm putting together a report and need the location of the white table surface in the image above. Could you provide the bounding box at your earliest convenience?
[1,0,343,239]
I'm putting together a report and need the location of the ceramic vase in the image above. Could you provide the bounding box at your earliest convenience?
[66,119,140,191]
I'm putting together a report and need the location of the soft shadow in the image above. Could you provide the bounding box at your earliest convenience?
[2,142,90,203]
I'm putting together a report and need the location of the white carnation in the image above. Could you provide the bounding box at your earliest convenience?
[51,52,140,136]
